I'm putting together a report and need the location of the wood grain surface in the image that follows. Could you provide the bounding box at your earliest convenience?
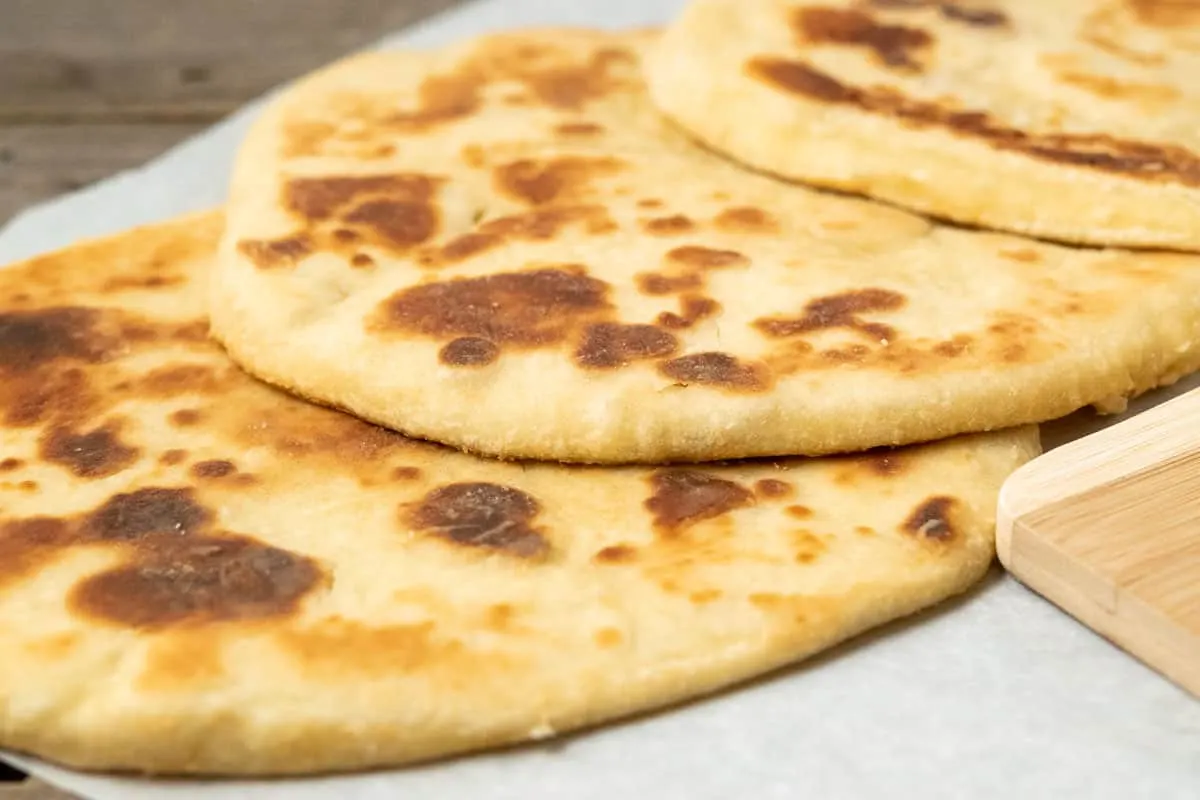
[997,387,1200,700]
[0,0,469,225]
[0,4,470,795]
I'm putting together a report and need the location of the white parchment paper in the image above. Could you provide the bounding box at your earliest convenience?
[2,1,1198,797]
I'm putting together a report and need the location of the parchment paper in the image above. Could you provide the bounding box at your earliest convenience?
[2,1,1198,797]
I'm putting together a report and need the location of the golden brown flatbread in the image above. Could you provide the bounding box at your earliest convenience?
[212,29,1200,464]
[648,0,1200,249]
[0,213,1036,775]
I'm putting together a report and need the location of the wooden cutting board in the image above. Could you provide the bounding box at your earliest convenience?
[997,387,1200,698]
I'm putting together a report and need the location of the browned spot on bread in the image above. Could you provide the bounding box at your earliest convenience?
[0,307,112,374]
[861,452,905,476]
[637,198,664,209]
[754,478,794,499]
[856,525,876,536]
[497,43,635,109]
[902,496,958,541]
[792,530,828,564]
[749,592,783,609]
[287,174,437,221]
[987,313,1039,337]
[427,233,501,266]
[642,215,696,235]
[0,517,73,591]
[350,253,376,268]
[461,145,488,168]
[555,121,605,136]
[343,199,438,250]
[999,248,1041,263]
[440,336,500,367]
[574,322,678,369]
[1001,343,1027,362]
[593,627,623,647]
[822,344,871,363]
[282,120,338,159]
[388,69,484,133]
[0,458,22,472]
[159,449,188,466]
[933,335,973,357]
[409,482,550,559]
[867,0,1009,27]
[637,273,703,296]
[476,205,617,242]
[2,366,94,428]
[1127,0,1200,26]
[593,544,637,563]
[236,236,312,270]
[169,408,203,427]
[165,319,211,344]
[101,274,184,293]
[282,173,442,255]
[798,7,933,71]
[1,484,324,626]
[83,488,212,541]
[690,588,723,604]
[714,206,779,233]
[658,295,721,330]
[1056,71,1181,104]
[373,267,611,359]
[117,317,208,348]
[484,603,518,632]
[787,504,814,519]
[756,288,906,342]
[938,3,1008,26]
[493,156,624,205]
[659,352,771,392]
[72,537,322,629]
[137,364,227,397]
[639,247,748,303]
[667,246,749,270]
[747,57,1200,187]
[391,466,422,481]
[833,450,907,484]
[646,470,754,535]
[39,421,139,479]
[191,460,237,479]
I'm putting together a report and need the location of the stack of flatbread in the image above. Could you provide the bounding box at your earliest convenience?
[2,0,1198,777]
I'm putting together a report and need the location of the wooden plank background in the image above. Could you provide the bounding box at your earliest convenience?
[0,2,469,795]
[0,0,467,225]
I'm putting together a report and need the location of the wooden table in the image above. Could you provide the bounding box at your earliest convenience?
[0,3,468,795]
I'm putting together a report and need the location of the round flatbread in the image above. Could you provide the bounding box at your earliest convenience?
[212,29,1200,464]
[0,213,1036,776]
[647,0,1200,250]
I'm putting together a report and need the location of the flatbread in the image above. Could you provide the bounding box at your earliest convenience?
[0,213,1036,776]
[211,29,1200,464]
[647,0,1200,250]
